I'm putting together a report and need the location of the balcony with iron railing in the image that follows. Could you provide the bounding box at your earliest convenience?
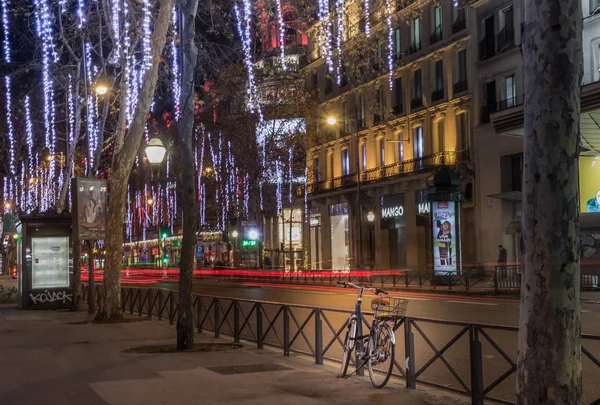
[431,88,444,103]
[496,27,515,53]
[497,96,519,112]
[452,17,467,34]
[411,97,423,110]
[430,29,443,45]
[408,41,422,55]
[479,36,496,61]
[481,103,498,124]
[453,79,468,95]
[307,150,468,194]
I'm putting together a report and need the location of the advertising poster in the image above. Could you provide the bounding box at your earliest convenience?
[73,178,107,240]
[432,201,457,274]
[31,236,70,289]
[579,156,600,212]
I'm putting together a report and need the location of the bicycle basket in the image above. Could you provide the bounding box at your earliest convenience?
[372,297,408,319]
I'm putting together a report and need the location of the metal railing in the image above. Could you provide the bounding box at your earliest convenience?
[496,27,515,53]
[430,29,443,44]
[307,151,468,194]
[479,36,496,61]
[82,284,600,405]
[182,266,599,292]
[452,17,467,34]
[453,79,468,95]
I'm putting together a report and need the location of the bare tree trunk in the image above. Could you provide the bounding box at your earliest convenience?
[517,0,583,402]
[95,0,175,321]
[177,0,199,350]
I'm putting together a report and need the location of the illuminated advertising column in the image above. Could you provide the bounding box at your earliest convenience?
[427,168,462,277]
[431,201,460,275]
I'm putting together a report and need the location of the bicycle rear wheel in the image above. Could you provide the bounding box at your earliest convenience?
[367,322,395,388]
[340,317,356,377]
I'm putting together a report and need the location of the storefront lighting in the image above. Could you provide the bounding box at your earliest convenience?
[326,116,337,126]
[248,229,258,240]
[367,211,375,222]
[232,230,238,238]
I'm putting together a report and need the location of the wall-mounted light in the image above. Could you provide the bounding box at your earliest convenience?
[367,211,375,222]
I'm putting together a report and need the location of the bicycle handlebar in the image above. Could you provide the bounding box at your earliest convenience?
[337,281,387,295]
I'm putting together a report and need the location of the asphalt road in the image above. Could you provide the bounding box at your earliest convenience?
[133,279,600,404]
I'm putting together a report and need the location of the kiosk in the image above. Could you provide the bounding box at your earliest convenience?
[17,214,73,309]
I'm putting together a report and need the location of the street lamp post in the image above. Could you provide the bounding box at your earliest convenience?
[145,138,167,270]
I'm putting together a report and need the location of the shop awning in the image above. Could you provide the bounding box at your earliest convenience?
[488,191,522,202]
[505,220,521,235]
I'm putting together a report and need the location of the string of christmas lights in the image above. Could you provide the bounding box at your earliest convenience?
[386,0,394,90]
[364,0,371,38]
[317,0,334,73]
[335,0,345,84]
[234,0,262,120]
[275,0,286,69]
[5,77,15,176]
[77,0,85,27]
[288,147,293,204]
[111,0,121,56]
[142,0,152,70]
[25,96,34,211]
[171,6,181,120]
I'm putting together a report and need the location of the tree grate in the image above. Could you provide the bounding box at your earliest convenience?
[207,363,293,375]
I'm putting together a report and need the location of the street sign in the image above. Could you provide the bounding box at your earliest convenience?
[195,245,204,259]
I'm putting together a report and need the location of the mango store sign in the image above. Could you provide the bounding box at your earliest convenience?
[381,205,404,219]
[417,202,430,215]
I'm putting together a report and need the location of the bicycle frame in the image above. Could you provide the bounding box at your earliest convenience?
[349,285,396,367]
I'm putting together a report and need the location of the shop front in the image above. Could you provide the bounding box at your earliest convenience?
[329,203,349,271]
[379,193,407,269]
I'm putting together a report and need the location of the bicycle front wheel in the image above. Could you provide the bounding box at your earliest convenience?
[367,322,395,388]
[340,317,356,377]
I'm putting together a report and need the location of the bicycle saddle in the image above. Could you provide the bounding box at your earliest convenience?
[371,297,390,306]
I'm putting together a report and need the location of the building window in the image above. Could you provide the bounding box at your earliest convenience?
[379,138,386,166]
[377,39,385,64]
[458,49,467,82]
[480,15,495,60]
[342,148,350,176]
[412,69,422,109]
[502,74,516,108]
[325,76,333,95]
[432,5,442,43]
[342,100,349,133]
[394,78,403,113]
[437,119,445,152]
[358,93,366,128]
[592,0,600,14]
[394,28,401,57]
[398,133,404,161]
[452,4,466,33]
[313,157,321,182]
[376,86,385,123]
[432,59,444,101]
[411,18,421,52]
[498,6,515,51]
[361,142,367,171]
[413,126,424,159]
[457,112,469,150]
[329,152,334,178]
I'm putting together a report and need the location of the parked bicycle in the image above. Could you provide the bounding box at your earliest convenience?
[337,281,408,388]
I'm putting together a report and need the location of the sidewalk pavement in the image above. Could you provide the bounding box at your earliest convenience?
[0,303,468,405]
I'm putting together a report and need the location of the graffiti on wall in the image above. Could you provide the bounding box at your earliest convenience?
[29,290,72,304]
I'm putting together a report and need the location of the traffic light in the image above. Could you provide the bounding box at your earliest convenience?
[160,226,170,239]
